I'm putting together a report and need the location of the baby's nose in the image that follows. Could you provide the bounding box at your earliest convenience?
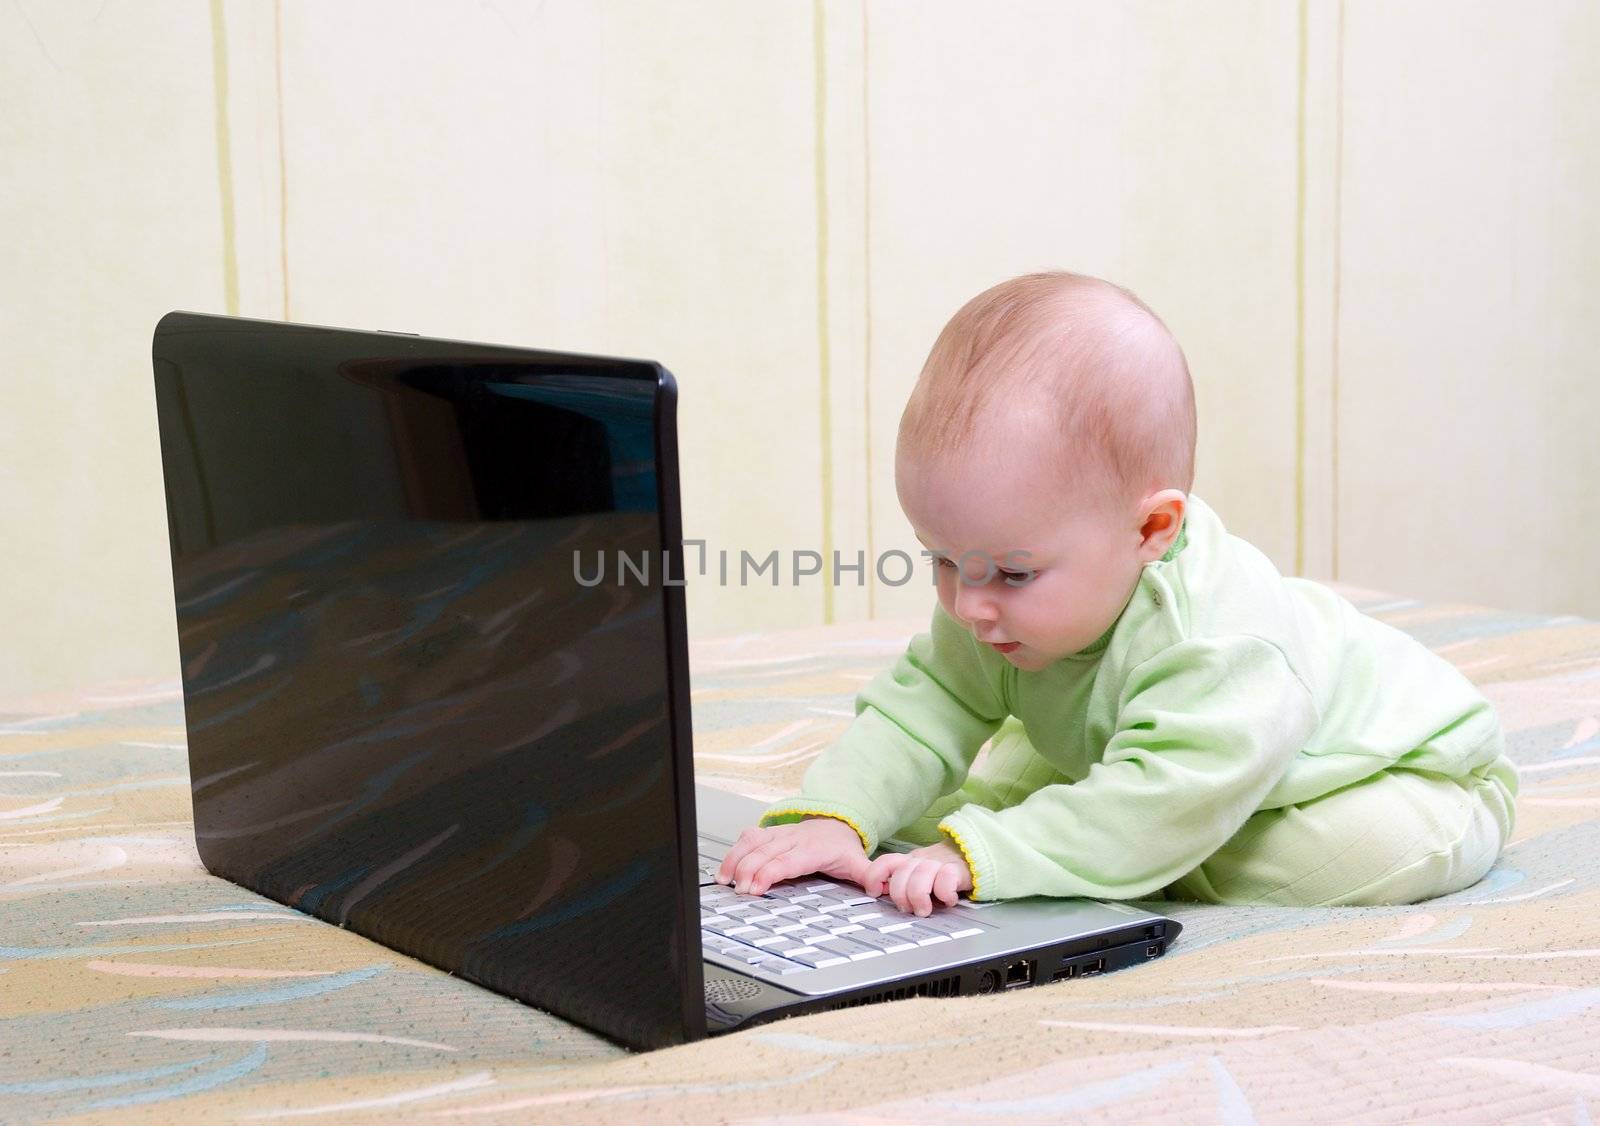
[952,585,996,626]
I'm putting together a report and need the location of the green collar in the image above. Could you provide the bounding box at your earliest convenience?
[1070,619,1119,659]
[1160,515,1189,563]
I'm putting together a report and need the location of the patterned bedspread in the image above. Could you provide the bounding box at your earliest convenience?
[3,581,1598,1122]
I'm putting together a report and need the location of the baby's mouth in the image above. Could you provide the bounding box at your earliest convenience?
[988,641,1021,654]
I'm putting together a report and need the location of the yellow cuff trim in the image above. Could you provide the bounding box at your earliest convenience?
[760,808,871,854]
[937,821,983,900]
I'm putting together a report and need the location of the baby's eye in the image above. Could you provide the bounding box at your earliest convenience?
[934,556,957,569]
[998,568,1035,584]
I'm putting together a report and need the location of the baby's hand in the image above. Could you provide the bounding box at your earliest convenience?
[861,841,974,917]
[715,816,870,896]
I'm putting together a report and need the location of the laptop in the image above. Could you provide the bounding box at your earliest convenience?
[151,311,1181,1052]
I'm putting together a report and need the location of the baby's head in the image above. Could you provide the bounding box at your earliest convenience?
[895,271,1196,670]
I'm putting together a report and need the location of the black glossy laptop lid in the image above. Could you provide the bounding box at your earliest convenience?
[151,312,705,1050]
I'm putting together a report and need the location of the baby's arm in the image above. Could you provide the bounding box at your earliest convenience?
[935,634,1319,901]
[738,605,1008,883]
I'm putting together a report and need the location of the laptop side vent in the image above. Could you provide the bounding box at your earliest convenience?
[820,973,963,1011]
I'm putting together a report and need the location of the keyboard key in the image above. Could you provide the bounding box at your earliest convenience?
[791,928,831,944]
[797,913,832,926]
[843,928,918,954]
[844,911,883,924]
[770,922,809,935]
[783,947,849,969]
[750,932,797,948]
[721,925,759,937]
[873,920,915,933]
[700,915,733,928]
[901,924,951,945]
[785,894,824,906]
[758,884,800,898]
[823,923,864,935]
[754,956,809,975]
[906,914,984,938]
[815,936,884,961]
[836,895,876,907]
[804,881,841,892]
[758,936,805,955]
[705,942,766,967]
[766,904,806,917]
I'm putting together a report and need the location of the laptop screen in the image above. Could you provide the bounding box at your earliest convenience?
[152,313,702,1049]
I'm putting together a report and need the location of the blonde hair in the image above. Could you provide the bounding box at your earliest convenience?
[897,271,1197,515]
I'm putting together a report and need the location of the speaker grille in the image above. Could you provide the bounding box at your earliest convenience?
[704,976,763,1004]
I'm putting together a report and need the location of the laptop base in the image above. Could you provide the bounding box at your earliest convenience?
[705,930,1170,1033]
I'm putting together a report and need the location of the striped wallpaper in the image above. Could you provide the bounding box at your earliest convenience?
[3,0,1596,695]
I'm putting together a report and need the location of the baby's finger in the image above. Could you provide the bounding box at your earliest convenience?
[745,851,811,896]
[862,854,905,897]
[731,836,795,893]
[932,862,962,908]
[905,863,938,917]
[887,858,924,914]
[714,841,750,884]
[716,827,768,884]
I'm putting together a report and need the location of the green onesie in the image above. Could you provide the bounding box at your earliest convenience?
[758,493,1517,906]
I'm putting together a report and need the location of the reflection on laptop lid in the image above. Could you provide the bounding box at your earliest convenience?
[152,312,706,1049]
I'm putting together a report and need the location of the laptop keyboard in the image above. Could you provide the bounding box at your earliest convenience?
[698,875,988,980]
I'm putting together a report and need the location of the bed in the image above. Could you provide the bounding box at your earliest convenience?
[4,580,1598,1122]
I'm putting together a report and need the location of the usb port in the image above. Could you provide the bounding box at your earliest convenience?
[1050,964,1078,983]
[1081,957,1105,976]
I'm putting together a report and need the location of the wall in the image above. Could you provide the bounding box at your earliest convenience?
[3,0,1596,697]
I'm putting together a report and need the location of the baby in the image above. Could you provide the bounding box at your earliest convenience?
[716,271,1517,918]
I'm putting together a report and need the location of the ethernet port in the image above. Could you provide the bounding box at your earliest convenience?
[1003,959,1035,989]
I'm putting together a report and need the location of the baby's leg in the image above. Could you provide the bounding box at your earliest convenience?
[1164,756,1517,906]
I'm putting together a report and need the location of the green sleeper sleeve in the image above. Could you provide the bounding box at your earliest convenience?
[758,605,1008,854]
[936,633,1320,901]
